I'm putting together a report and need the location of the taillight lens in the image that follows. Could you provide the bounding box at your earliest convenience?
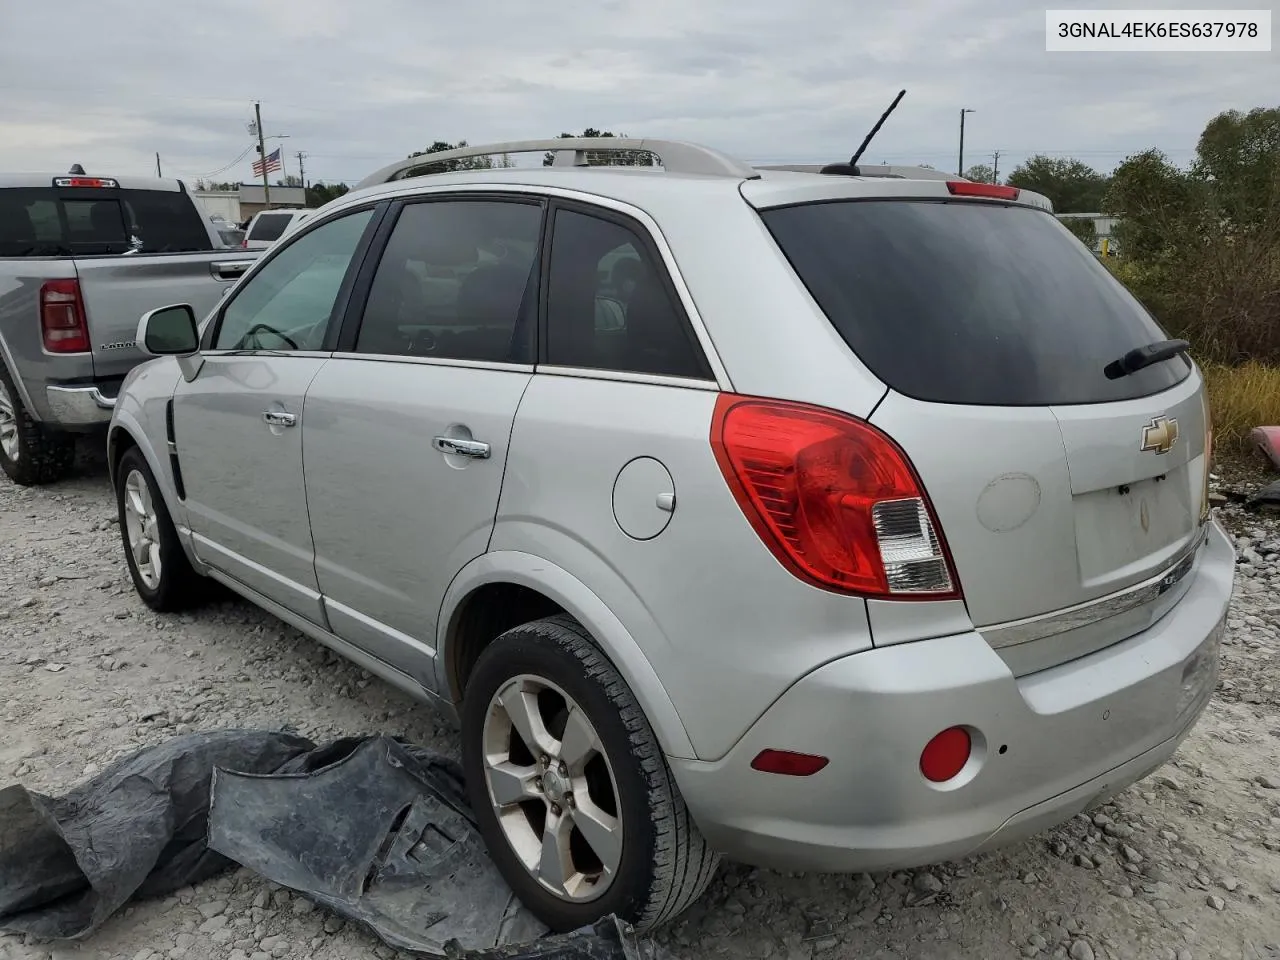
[1201,395,1213,523]
[710,394,961,599]
[40,279,90,353]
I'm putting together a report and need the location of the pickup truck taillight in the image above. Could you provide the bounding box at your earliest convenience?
[40,279,91,354]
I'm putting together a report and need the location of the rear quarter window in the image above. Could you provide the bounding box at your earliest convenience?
[760,200,1191,406]
[249,213,296,242]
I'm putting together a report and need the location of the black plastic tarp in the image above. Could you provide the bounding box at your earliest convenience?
[0,731,670,959]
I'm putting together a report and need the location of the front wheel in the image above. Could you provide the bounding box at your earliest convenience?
[461,614,719,933]
[115,447,203,611]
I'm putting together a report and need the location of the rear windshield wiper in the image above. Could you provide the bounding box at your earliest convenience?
[1104,339,1191,380]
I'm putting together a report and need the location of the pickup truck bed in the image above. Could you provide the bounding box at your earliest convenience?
[0,173,259,485]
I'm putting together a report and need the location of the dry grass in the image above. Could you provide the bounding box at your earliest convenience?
[1201,361,1280,455]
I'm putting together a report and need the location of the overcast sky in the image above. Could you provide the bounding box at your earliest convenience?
[0,0,1273,186]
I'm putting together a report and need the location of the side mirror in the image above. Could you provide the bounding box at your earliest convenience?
[137,304,199,356]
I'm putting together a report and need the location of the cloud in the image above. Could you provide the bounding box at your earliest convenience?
[0,0,1272,184]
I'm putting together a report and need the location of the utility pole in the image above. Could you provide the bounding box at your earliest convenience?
[958,108,975,176]
[296,151,308,189]
[254,101,270,208]
[155,152,162,177]
[992,149,1001,184]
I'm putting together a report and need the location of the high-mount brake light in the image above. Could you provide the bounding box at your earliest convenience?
[710,394,961,599]
[53,176,119,188]
[946,181,1019,201]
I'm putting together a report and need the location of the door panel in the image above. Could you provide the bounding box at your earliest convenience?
[303,360,531,684]
[174,355,329,621]
[171,207,380,624]
[301,197,543,688]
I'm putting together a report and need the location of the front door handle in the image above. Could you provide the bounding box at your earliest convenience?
[262,411,297,428]
[432,436,490,459]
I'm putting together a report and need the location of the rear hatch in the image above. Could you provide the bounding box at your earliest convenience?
[758,192,1210,673]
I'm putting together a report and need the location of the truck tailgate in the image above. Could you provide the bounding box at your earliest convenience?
[74,252,255,378]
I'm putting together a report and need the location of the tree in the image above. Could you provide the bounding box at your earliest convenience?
[542,129,656,167]
[963,163,996,184]
[1103,107,1280,364]
[306,181,350,207]
[1061,217,1098,249]
[1006,155,1108,213]
[403,140,514,176]
[1193,106,1280,229]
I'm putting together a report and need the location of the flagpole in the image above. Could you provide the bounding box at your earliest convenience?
[254,101,270,208]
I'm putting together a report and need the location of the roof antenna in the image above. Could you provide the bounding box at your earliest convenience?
[68,163,86,175]
[822,89,907,177]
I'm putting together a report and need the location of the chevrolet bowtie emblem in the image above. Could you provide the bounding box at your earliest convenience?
[1140,415,1179,455]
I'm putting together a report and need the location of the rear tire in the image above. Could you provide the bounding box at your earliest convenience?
[115,447,203,611]
[461,614,719,933]
[0,365,76,487]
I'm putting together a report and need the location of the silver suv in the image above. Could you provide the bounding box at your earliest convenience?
[107,138,1234,933]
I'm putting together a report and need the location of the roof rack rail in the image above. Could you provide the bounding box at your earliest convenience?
[356,138,761,189]
[754,163,963,182]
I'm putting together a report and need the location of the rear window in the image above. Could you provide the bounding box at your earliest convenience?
[0,186,213,256]
[760,200,1190,406]
[249,213,298,242]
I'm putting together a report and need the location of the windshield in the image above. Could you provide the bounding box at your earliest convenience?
[0,186,214,256]
[760,199,1191,406]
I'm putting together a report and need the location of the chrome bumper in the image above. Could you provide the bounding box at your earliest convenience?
[45,385,117,426]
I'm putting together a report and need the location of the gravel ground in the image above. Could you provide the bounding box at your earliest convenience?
[1,449,1279,960]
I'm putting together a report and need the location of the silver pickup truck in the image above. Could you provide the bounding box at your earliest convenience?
[0,171,261,485]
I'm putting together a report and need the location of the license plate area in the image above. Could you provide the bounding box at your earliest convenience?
[1073,466,1196,588]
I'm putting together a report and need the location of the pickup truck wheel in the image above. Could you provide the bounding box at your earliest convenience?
[115,447,202,611]
[461,614,719,933]
[0,366,75,486]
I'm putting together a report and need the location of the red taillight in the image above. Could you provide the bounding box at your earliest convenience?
[946,181,1019,201]
[920,727,972,783]
[750,749,829,777]
[40,279,90,354]
[710,394,961,599]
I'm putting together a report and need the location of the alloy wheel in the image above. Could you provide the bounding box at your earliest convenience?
[481,674,623,903]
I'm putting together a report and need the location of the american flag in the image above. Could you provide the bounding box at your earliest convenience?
[252,147,282,177]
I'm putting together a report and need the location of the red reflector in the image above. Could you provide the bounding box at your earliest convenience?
[40,279,90,354]
[946,181,1019,201]
[710,394,961,599]
[751,749,829,777]
[53,176,119,188]
[919,727,972,783]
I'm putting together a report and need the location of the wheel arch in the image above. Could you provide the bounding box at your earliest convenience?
[107,410,191,562]
[437,550,696,760]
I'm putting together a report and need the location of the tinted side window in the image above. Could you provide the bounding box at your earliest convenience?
[355,200,541,363]
[545,209,710,379]
[214,209,374,351]
[249,213,295,242]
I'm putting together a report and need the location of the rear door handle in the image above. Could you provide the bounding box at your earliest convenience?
[432,436,490,459]
[212,260,255,281]
[262,411,297,427]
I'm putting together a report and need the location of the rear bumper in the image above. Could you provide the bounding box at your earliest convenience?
[671,518,1233,873]
[44,384,117,428]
